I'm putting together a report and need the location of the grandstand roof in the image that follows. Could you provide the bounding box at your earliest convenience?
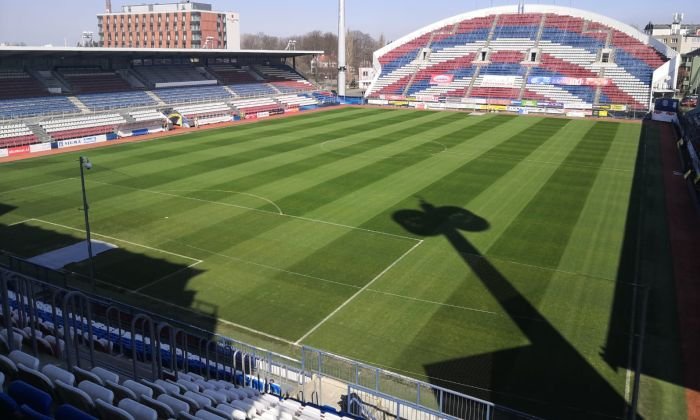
[0,46,323,59]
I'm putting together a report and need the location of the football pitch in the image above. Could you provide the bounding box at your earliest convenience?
[0,108,685,418]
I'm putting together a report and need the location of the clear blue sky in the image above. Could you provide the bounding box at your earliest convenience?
[0,0,697,46]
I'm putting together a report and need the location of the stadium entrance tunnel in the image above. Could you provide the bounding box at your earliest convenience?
[0,201,220,367]
[392,200,635,419]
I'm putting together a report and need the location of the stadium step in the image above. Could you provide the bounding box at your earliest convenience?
[119,110,137,124]
[145,90,166,106]
[26,123,51,143]
[67,96,90,113]
[223,86,238,97]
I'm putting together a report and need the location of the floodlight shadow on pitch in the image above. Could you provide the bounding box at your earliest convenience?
[393,199,489,237]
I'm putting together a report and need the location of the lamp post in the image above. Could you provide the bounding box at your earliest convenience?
[79,156,95,290]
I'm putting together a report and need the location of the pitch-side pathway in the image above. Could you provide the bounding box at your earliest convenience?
[659,121,700,419]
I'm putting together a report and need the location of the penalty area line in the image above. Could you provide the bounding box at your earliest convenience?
[294,239,424,345]
[29,218,203,264]
[132,260,204,293]
[83,274,298,347]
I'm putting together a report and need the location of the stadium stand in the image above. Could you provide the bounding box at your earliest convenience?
[207,65,260,84]
[275,94,319,109]
[134,65,216,88]
[310,91,340,105]
[228,83,278,97]
[0,70,48,99]
[39,114,126,141]
[0,123,38,148]
[174,102,232,119]
[129,110,166,122]
[77,91,157,111]
[58,68,134,94]
[366,5,677,112]
[154,85,233,103]
[0,96,79,119]
[0,275,363,420]
[230,97,284,115]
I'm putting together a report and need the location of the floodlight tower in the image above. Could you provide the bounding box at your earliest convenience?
[338,0,346,96]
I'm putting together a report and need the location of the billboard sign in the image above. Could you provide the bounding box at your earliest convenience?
[481,75,518,88]
[528,76,610,86]
[430,74,454,85]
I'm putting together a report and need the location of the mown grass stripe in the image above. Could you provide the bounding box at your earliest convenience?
[487,121,620,268]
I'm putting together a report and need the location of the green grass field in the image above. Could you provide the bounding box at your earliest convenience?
[0,108,685,418]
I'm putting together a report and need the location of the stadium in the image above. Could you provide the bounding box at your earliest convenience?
[0,1,699,420]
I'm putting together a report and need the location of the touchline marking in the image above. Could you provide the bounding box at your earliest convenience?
[30,218,203,263]
[295,239,424,344]
[8,219,33,226]
[0,178,72,195]
[85,178,419,241]
[132,260,203,293]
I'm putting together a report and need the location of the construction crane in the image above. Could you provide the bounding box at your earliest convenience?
[105,0,112,13]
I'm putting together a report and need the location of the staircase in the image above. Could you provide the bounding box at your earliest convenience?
[223,86,238,97]
[267,83,282,94]
[68,96,90,113]
[26,123,51,143]
[145,91,165,106]
[518,15,548,100]
[402,32,437,96]
[593,68,605,105]
[30,70,71,94]
[465,15,499,98]
[119,110,136,124]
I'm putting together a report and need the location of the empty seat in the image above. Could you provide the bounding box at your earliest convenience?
[73,366,104,386]
[184,390,212,408]
[170,392,201,412]
[9,350,39,370]
[177,378,199,392]
[0,391,18,417]
[139,379,167,397]
[78,380,114,404]
[106,380,138,402]
[155,378,180,395]
[203,388,228,404]
[0,355,18,382]
[123,379,154,401]
[215,403,247,420]
[140,395,175,418]
[91,366,119,384]
[8,380,52,415]
[55,403,98,420]
[227,399,256,418]
[55,380,94,413]
[19,403,53,420]
[157,393,190,415]
[96,398,134,420]
[196,407,229,420]
[17,364,54,397]
[41,364,75,387]
[118,398,157,420]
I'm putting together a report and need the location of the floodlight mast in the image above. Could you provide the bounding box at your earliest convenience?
[79,156,96,291]
[338,0,346,96]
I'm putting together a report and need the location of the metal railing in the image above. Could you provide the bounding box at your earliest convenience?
[1,244,532,419]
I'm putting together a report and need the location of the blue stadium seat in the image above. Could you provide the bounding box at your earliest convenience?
[8,380,52,415]
[55,403,98,420]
